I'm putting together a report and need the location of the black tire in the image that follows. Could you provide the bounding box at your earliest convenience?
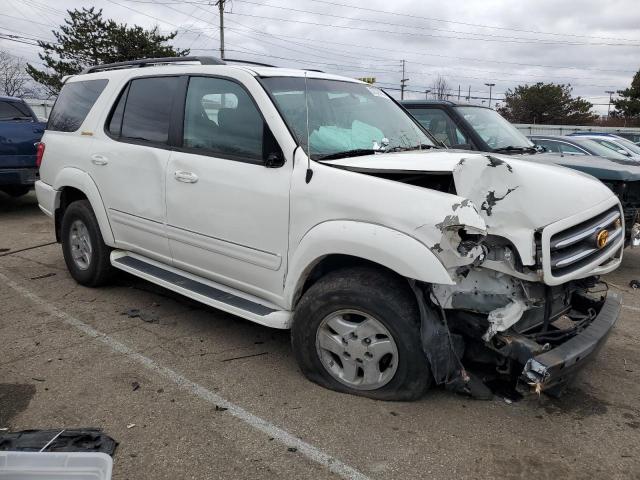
[291,266,432,401]
[2,186,30,197]
[61,199,115,287]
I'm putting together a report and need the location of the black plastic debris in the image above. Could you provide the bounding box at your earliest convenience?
[0,428,117,455]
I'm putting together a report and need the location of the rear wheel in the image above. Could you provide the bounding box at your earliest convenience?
[61,200,115,287]
[291,266,432,401]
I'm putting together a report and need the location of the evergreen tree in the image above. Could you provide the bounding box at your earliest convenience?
[27,7,189,96]
[498,82,596,124]
[613,70,640,119]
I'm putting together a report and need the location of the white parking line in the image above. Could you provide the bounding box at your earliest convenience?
[0,271,371,480]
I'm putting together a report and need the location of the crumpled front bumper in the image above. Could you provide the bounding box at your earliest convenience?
[521,293,621,391]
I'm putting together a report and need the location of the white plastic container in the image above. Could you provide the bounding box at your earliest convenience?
[0,451,112,479]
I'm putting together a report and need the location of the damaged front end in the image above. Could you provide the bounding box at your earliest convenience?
[417,273,620,397]
[415,155,624,397]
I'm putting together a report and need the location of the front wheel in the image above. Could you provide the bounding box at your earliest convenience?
[60,200,115,287]
[291,266,432,401]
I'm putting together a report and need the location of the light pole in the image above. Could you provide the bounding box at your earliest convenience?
[605,90,615,118]
[485,83,495,108]
[424,89,431,99]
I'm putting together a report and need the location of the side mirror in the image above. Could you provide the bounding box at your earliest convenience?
[265,151,285,168]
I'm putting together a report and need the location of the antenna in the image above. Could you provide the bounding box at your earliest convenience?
[304,72,313,183]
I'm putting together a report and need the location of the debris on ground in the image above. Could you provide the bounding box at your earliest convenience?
[630,280,640,289]
[29,272,56,280]
[126,424,136,429]
[121,308,159,323]
[0,428,117,455]
[131,381,140,392]
[287,447,297,453]
[214,405,228,412]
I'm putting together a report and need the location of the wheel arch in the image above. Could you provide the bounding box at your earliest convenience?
[285,220,454,308]
[53,167,115,246]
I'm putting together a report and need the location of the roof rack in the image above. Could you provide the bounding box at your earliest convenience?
[81,56,225,74]
[223,58,276,68]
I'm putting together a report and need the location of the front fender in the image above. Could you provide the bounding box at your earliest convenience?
[52,167,115,246]
[284,220,455,306]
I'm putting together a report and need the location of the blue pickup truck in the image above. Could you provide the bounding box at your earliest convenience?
[0,96,45,197]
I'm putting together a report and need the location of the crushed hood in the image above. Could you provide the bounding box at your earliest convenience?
[323,150,618,265]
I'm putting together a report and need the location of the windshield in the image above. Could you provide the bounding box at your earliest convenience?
[261,77,435,159]
[571,138,631,159]
[455,106,533,150]
[613,136,640,154]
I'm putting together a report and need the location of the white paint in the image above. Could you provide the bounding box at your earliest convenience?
[0,271,371,480]
[623,305,640,313]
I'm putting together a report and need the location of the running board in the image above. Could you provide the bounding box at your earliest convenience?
[110,251,291,329]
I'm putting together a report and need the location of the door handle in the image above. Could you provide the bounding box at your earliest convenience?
[91,154,109,166]
[174,170,198,183]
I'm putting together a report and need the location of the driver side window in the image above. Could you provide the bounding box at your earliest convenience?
[407,108,468,147]
[559,143,586,155]
[183,77,265,162]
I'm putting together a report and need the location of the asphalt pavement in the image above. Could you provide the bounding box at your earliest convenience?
[1,191,639,479]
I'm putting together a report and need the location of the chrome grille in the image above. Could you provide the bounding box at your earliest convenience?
[549,206,623,277]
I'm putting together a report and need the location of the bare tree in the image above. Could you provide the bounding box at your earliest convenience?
[0,51,35,98]
[431,75,450,100]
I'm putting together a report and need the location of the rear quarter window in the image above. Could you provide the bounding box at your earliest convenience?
[106,76,180,145]
[0,100,34,120]
[47,79,108,132]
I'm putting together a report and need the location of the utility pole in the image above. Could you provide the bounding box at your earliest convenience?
[424,89,431,99]
[467,85,471,102]
[485,83,495,108]
[216,0,225,59]
[605,90,615,118]
[400,60,409,100]
[458,85,461,101]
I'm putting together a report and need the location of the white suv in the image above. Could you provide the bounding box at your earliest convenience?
[36,57,623,400]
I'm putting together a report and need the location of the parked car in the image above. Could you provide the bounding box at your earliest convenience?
[569,133,640,160]
[528,134,633,161]
[611,132,640,144]
[0,96,45,197]
[401,100,640,246]
[37,57,624,399]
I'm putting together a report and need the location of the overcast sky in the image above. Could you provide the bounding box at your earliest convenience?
[2,0,639,114]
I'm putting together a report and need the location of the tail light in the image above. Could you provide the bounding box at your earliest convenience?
[36,142,45,168]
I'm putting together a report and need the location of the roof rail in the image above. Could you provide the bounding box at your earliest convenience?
[223,58,276,68]
[81,56,225,74]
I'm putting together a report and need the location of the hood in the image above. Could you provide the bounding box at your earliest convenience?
[323,150,618,265]
[503,151,640,182]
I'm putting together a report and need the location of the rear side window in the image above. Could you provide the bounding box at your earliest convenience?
[48,79,108,132]
[0,100,33,121]
[107,76,180,145]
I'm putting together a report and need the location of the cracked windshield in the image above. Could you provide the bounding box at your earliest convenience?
[262,77,435,159]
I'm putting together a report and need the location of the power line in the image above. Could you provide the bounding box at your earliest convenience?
[121,0,640,44]
[225,11,640,47]
[301,0,640,43]
[230,0,640,47]
[222,19,627,83]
